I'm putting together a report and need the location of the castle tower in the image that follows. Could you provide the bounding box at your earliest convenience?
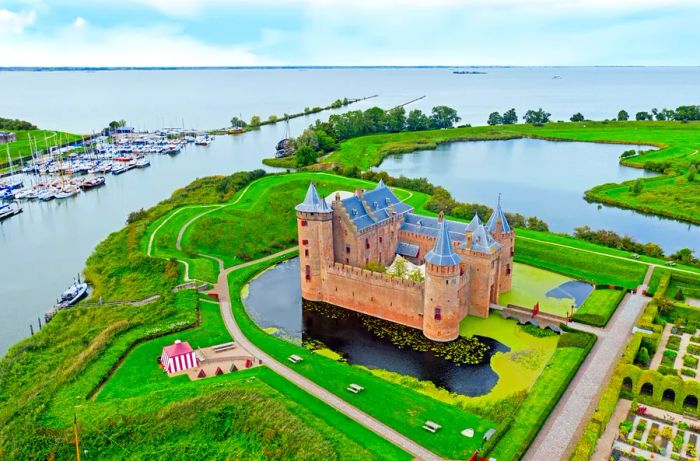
[423,213,462,342]
[486,195,514,292]
[296,183,334,301]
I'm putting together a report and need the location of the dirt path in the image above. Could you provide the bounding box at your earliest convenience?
[208,248,442,461]
[523,266,653,461]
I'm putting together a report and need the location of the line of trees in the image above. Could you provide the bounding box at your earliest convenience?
[487,108,551,126]
[243,97,363,129]
[617,106,700,122]
[291,105,461,166]
[0,117,37,131]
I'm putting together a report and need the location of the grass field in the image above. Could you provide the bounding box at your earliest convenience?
[572,288,626,327]
[0,129,83,167]
[324,121,700,224]
[498,262,581,316]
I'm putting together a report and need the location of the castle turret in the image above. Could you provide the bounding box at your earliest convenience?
[423,212,462,342]
[296,183,334,301]
[486,195,514,292]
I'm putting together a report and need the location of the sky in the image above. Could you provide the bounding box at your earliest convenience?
[0,0,699,66]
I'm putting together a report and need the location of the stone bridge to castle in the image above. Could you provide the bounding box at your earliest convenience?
[491,303,568,332]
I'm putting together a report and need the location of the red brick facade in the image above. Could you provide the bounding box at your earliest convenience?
[297,188,514,342]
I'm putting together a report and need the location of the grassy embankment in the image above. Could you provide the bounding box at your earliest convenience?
[322,121,700,224]
[0,171,410,460]
[1,129,83,168]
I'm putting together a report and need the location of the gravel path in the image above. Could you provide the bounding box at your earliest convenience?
[522,267,653,461]
[210,248,442,461]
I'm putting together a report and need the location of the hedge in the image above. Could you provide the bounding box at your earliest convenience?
[569,333,647,460]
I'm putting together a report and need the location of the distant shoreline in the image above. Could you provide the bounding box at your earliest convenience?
[0,65,678,72]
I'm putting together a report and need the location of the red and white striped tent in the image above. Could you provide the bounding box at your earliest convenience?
[161,340,199,374]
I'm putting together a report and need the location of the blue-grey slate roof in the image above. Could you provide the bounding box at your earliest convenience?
[340,186,411,231]
[485,201,511,234]
[466,213,482,232]
[400,213,501,254]
[469,224,501,253]
[295,183,332,213]
[396,242,420,258]
[424,218,462,266]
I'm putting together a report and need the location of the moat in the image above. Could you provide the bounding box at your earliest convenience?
[243,257,510,396]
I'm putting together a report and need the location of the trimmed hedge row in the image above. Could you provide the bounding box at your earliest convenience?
[569,333,647,460]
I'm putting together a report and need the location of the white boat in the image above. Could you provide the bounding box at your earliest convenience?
[195,136,211,146]
[38,188,57,201]
[135,158,151,168]
[14,188,38,200]
[0,202,22,221]
[163,144,181,155]
[55,185,80,199]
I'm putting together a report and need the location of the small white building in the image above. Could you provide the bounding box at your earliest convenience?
[161,340,199,374]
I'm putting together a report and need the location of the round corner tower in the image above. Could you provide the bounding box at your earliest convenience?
[295,183,334,301]
[422,213,462,342]
[487,197,514,293]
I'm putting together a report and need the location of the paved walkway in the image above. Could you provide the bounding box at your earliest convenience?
[523,267,654,461]
[651,323,673,369]
[591,398,631,460]
[210,249,442,461]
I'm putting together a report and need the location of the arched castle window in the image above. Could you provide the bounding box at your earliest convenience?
[506,264,511,275]
[305,265,311,281]
[434,308,441,320]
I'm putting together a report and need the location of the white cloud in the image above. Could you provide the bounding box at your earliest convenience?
[0,8,36,34]
[73,16,86,28]
[0,19,278,66]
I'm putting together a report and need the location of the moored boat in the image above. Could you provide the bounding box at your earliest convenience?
[0,202,22,221]
[81,176,106,190]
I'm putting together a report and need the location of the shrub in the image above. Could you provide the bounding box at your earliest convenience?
[688,344,700,356]
[667,335,682,351]
[683,354,699,369]
[637,347,651,368]
[658,364,678,376]
[682,368,697,377]
[522,324,558,337]
[690,336,700,344]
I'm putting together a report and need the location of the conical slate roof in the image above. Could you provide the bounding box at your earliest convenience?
[376,179,386,189]
[295,183,332,213]
[486,197,511,234]
[466,212,481,232]
[425,216,462,266]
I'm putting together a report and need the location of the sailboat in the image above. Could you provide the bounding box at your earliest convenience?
[0,202,22,221]
[1,144,24,191]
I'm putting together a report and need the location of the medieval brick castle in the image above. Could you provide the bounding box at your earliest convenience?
[296,181,514,342]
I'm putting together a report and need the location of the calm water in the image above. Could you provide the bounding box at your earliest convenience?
[379,138,700,253]
[1,67,699,354]
[243,258,509,396]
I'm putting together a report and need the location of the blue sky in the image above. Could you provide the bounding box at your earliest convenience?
[1,0,699,66]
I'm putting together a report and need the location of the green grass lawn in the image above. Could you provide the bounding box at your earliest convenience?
[325,120,700,224]
[572,288,626,327]
[228,260,496,459]
[498,262,580,316]
[514,230,648,289]
[1,129,83,167]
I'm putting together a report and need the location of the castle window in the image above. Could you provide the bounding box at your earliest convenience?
[346,258,349,263]
[365,239,370,249]
[301,220,308,227]
[511,247,514,257]
[302,239,309,246]
[304,249,309,257]
[379,236,383,243]
[434,308,442,321]
[506,264,511,275]
[305,265,311,281]
[446,280,449,285]
[346,245,351,254]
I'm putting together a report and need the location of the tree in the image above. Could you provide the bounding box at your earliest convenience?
[689,164,697,182]
[671,248,695,265]
[406,109,431,131]
[296,128,319,150]
[268,114,279,123]
[315,129,337,153]
[502,108,518,124]
[523,108,551,125]
[570,112,585,122]
[385,106,406,133]
[637,347,650,367]
[617,110,629,121]
[108,121,121,131]
[118,119,127,127]
[230,116,247,128]
[330,99,343,109]
[363,106,387,133]
[661,109,676,121]
[429,106,461,129]
[295,145,318,167]
[630,179,644,194]
[487,112,502,126]
[635,111,652,121]
[249,115,261,127]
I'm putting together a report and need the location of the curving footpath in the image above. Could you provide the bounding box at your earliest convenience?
[210,248,443,461]
[522,266,654,461]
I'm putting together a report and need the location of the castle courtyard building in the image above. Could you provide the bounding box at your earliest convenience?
[296,181,514,342]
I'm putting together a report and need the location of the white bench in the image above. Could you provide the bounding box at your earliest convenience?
[212,342,236,352]
[288,354,303,364]
[461,428,474,438]
[422,421,441,433]
[347,383,364,394]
